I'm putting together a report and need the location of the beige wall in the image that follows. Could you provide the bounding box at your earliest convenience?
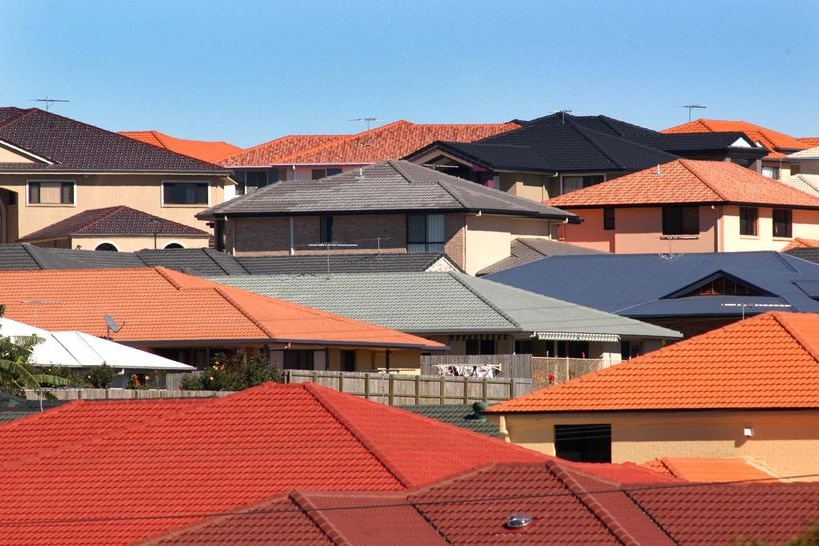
[69,235,210,252]
[722,205,819,251]
[0,173,229,242]
[497,172,552,201]
[491,409,819,481]
[463,214,555,275]
[0,146,35,163]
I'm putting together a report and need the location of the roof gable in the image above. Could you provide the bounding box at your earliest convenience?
[0,107,229,173]
[548,159,819,208]
[663,119,809,158]
[487,312,819,412]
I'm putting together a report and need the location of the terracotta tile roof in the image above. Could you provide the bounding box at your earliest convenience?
[0,267,444,350]
[547,158,819,209]
[799,137,819,147]
[120,130,242,163]
[644,457,778,483]
[0,382,545,544]
[486,312,819,412]
[0,107,229,173]
[782,237,819,251]
[18,205,209,242]
[663,119,809,159]
[220,120,520,167]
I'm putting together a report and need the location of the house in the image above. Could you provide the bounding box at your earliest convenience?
[198,160,578,275]
[212,271,681,362]
[405,112,765,203]
[17,205,211,251]
[0,267,443,369]
[485,251,819,338]
[0,382,548,545]
[484,312,819,483]
[547,159,819,254]
[143,460,819,546]
[120,130,242,163]
[220,119,520,194]
[0,107,233,244]
[664,118,810,179]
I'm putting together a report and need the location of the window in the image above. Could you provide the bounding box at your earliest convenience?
[761,166,780,180]
[164,243,184,249]
[739,207,758,236]
[555,424,611,463]
[28,181,74,205]
[311,168,343,180]
[562,174,605,194]
[773,208,792,238]
[320,216,333,243]
[603,207,615,230]
[407,214,445,253]
[163,182,209,205]
[245,171,268,191]
[465,339,495,355]
[95,243,118,251]
[662,206,699,235]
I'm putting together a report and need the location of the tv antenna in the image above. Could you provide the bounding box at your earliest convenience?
[349,117,384,131]
[30,97,70,112]
[554,109,573,124]
[104,314,124,340]
[307,242,359,275]
[680,104,706,122]
[20,299,60,327]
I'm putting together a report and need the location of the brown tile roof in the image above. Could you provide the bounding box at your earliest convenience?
[547,158,819,209]
[18,206,209,242]
[120,130,242,163]
[487,312,819,412]
[220,120,520,167]
[0,267,444,350]
[663,119,809,159]
[0,108,229,173]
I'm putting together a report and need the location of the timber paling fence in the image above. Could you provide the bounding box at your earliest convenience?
[26,371,532,406]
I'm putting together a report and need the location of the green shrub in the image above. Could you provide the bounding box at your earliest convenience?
[181,349,284,391]
[86,364,116,388]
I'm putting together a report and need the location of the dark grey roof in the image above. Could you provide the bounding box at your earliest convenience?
[137,248,250,276]
[784,248,819,265]
[486,251,819,319]
[210,272,681,340]
[0,107,229,173]
[398,404,501,437]
[477,238,606,276]
[237,253,461,275]
[198,160,577,221]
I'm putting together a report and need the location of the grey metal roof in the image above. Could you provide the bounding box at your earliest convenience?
[210,272,681,340]
[477,238,606,276]
[198,160,577,221]
[237,253,461,275]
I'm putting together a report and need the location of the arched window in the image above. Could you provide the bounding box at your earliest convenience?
[95,243,118,252]
[164,243,184,249]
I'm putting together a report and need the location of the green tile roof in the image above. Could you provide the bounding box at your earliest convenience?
[399,404,501,438]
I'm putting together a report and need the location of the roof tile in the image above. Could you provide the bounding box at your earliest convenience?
[120,130,242,163]
[663,119,809,158]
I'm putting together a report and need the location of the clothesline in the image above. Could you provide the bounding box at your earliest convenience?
[435,363,501,378]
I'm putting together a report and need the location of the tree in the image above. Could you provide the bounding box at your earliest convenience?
[0,305,69,397]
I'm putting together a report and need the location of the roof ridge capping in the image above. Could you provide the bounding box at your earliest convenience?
[771,312,819,361]
[676,159,731,201]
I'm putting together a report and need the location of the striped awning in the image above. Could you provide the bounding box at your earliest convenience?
[534,331,621,343]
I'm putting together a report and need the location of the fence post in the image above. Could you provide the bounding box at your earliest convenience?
[439,375,446,404]
[364,373,370,401]
[463,376,469,404]
[389,374,395,405]
[339,372,344,394]
[482,378,488,402]
[415,375,421,405]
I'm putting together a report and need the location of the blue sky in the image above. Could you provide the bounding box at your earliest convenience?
[2,0,818,148]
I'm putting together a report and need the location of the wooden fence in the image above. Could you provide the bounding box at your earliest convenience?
[420,354,533,378]
[531,357,606,389]
[26,388,232,401]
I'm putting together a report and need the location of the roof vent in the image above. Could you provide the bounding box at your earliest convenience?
[504,512,532,529]
[654,164,662,176]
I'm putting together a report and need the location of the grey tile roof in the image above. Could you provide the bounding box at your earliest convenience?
[137,248,250,276]
[198,160,577,221]
[237,253,461,274]
[780,174,819,198]
[19,206,209,242]
[477,238,606,276]
[210,272,681,340]
[0,107,230,173]
[398,404,501,437]
[784,248,819,265]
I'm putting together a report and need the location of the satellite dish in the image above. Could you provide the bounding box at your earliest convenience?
[104,314,123,337]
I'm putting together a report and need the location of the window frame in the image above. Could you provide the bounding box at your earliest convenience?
[662,206,699,236]
[319,215,333,243]
[27,180,75,206]
[739,206,758,236]
[561,174,605,194]
[406,213,445,253]
[311,168,343,180]
[603,207,615,230]
[772,208,793,238]
[161,181,210,206]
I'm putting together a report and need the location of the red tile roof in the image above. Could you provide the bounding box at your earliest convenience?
[18,205,209,242]
[547,158,819,209]
[663,119,808,159]
[487,312,819,412]
[0,382,545,544]
[644,457,779,483]
[220,120,521,167]
[120,131,242,163]
[0,267,444,350]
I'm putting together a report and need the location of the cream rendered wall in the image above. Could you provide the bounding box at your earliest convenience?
[0,173,227,239]
[0,147,34,163]
[71,235,210,252]
[463,215,554,275]
[497,172,551,202]
[722,206,819,251]
[491,409,819,481]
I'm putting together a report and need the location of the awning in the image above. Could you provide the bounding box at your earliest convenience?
[534,331,621,343]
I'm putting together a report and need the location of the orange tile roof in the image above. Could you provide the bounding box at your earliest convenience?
[547,158,819,209]
[782,237,819,251]
[663,119,808,159]
[652,457,778,483]
[220,120,520,167]
[799,137,819,147]
[0,382,545,544]
[120,130,242,163]
[486,312,819,412]
[0,267,443,350]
